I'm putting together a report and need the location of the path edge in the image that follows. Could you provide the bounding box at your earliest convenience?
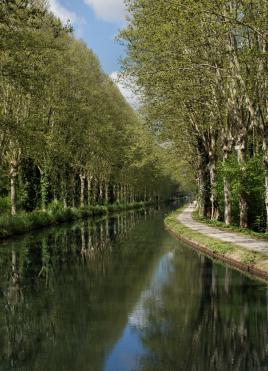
[164,208,268,282]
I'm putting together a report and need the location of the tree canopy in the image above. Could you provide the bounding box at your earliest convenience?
[0,0,181,216]
[120,0,268,231]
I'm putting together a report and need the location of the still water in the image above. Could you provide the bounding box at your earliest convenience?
[0,209,268,371]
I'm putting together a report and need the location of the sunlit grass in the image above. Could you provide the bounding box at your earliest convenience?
[164,209,265,273]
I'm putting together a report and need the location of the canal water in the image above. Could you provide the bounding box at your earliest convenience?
[0,208,268,371]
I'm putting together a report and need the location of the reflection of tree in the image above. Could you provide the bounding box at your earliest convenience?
[0,247,55,370]
[1,209,267,371]
[0,208,161,370]
[137,250,268,371]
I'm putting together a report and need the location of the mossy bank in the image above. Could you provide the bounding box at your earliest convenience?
[165,209,268,282]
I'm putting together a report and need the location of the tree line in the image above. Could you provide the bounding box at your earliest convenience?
[0,0,179,217]
[120,0,268,231]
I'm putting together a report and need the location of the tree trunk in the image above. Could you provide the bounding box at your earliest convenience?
[207,130,219,220]
[105,181,109,204]
[236,130,248,228]
[123,184,126,204]
[10,159,18,216]
[223,133,233,225]
[80,173,86,208]
[87,174,92,206]
[92,177,97,204]
[263,130,268,232]
[196,139,211,218]
[239,196,248,229]
[99,180,103,205]
[126,184,129,204]
[113,184,117,203]
[116,184,120,203]
[72,195,76,208]
[224,176,232,225]
[127,184,130,203]
[197,170,205,217]
[119,184,123,204]
[209,155,219,220]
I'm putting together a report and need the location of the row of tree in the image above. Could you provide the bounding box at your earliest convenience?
[120,0,268,231]
[0,0,179,216]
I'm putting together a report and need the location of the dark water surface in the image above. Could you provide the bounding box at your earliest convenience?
[0,209,268,371]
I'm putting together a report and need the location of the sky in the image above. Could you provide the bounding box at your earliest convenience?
[47,0,138,106]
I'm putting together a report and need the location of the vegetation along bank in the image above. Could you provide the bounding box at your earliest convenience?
[0,201,153,240]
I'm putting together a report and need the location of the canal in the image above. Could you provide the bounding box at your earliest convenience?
[0,208,267,371]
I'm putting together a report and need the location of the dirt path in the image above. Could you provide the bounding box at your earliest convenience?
[178,205,268,254]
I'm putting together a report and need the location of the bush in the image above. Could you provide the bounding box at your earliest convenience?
[28,210,53,227]
[48,200,65,213]
[0,212,29,237]
[0,197,11,213]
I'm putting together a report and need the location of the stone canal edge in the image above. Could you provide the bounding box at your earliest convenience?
[165,204,268,282]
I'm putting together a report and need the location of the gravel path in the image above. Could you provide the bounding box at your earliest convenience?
[178,205,268,254]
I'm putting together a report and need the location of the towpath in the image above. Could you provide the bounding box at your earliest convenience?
[178,205,268,254]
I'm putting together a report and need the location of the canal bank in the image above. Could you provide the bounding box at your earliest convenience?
[165,204,268,281]
[0,201,153,240]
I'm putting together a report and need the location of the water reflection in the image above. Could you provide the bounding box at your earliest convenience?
[131,247,268,371]
[0,209,160,370]
[0,209,268,371]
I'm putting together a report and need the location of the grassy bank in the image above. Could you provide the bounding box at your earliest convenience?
[0,201,152,240]
[164,208,268,281]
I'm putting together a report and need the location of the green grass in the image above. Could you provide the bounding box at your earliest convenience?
[241,251,257,265]
[164,208,264,269]
[0,201,151,239]
[192,211,268,241]
[165,207,268,279]
[165,211,236,255]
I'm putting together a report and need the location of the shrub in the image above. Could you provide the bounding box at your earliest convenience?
[48,200,65,213]
[0,197,11,213]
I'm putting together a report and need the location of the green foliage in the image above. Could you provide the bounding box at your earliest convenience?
[0,0,179,219]
[120,0,268,231]
[242,252,257,266]
[216,154,265,230]
[47,200,65,213]
[0,196,10,213]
